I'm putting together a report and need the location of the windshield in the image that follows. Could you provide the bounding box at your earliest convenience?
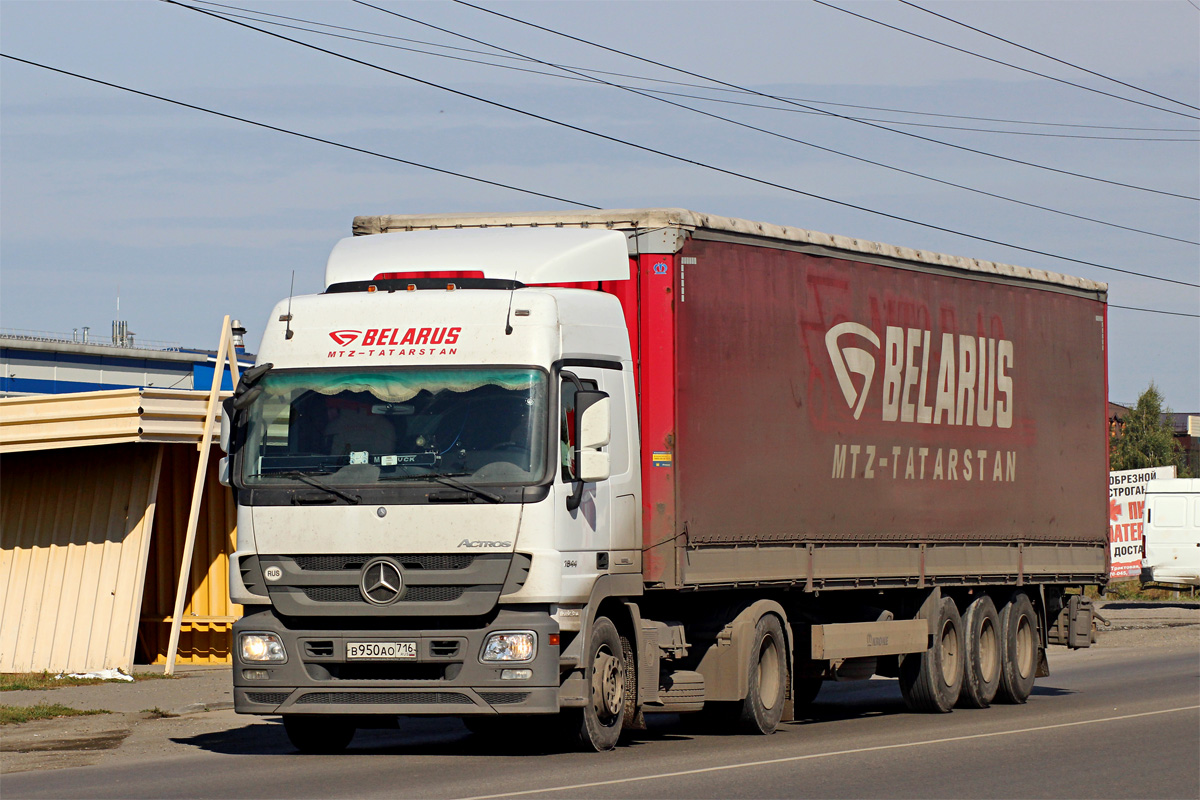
[240,367,549,487]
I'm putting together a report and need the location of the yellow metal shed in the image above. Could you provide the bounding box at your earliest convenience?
[0,389,240,672]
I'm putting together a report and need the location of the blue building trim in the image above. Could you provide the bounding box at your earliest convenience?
[0,376,145,395]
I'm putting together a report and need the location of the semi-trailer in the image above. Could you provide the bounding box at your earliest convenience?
[220,208,1107,752]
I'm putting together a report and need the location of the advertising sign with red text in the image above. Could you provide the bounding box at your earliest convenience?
[1108,466,1175,579]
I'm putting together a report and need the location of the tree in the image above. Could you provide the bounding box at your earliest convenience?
[1109,382,1189,477]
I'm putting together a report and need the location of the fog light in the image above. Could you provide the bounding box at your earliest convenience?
[480,632,536,662]
[240,632,286,663]
[242,669,270,680]
[501,669,532,680]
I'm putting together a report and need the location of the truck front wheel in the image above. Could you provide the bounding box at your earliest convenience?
[283,715,356,754]
[568,616,627,751]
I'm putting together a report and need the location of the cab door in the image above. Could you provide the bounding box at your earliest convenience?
[553,363,640,600]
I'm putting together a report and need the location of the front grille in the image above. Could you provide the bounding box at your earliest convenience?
[295,692,472,705]
[304,641,335,657]
[301,585,464,604]
[303,586,361,603]
[291,554,474,571]
[322,663,447,681]
[429,640,461,658]
[246,692,291,705]
[478,692,530,705]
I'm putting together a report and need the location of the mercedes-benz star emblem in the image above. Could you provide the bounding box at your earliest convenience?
[360,558,404,605]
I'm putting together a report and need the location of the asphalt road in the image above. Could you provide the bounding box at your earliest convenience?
[5,630,1198,799]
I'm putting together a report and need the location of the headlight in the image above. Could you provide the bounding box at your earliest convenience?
[480,632,536,662]
[240,632,287,663]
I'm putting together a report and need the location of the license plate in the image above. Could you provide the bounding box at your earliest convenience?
[346,641,417,660]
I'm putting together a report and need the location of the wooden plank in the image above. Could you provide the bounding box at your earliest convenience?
[165,317,231,673]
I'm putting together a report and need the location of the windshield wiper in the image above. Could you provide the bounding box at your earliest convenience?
[266,470,360,505]
[429,474,503,504]
[380,470,503,503]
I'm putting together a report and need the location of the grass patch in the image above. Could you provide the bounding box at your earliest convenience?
[1087,582,1200,602]
[0,703,111,725]
[0,671,177,692]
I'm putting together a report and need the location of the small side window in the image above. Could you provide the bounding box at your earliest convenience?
[560,377,597,482]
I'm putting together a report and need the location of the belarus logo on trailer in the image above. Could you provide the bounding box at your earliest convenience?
[824,320,1015,429]
[329,330,361,346]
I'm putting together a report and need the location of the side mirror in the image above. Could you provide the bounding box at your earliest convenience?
[220,397,234,454]
[574,391,611,483]
[218,456,231,487]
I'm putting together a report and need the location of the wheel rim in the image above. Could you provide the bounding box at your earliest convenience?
[592,646,623,722]
[757,635,781,710]
[978,617,1000,684]
[939,619,961,686]
[1014,615,1035,679]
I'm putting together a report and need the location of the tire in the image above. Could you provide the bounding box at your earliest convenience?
[737,615,788,735]
[899,597,964,713]
[566,616,627,751]
[995,592,1038,704]
[958,595,1002,709]
[283,715,356,754]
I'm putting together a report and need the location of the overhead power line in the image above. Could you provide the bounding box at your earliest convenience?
[450,0,1199,201]
[4,53,1196,318]
[198,0,1198,146]
[162,0,1200,290]
[0,53,597,209]
[897,0,1199,112]
[192,0,1200,135]
[341,0,1196,246]
[1109,305,1200,319]
[812,0,1200,121]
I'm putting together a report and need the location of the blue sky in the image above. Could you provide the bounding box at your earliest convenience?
[2,0,1197,407]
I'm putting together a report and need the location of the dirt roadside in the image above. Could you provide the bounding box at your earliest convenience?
[2,600,1196,774]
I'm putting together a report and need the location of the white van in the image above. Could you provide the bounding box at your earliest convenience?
[1140,478,1200,586]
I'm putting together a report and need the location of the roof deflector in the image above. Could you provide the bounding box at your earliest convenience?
[324,228,630,288]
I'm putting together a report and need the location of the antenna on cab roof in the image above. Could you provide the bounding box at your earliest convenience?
[280,270,295,340]
[504,271,517,335]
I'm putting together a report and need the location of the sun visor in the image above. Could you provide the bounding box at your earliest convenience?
[324,228,631,288]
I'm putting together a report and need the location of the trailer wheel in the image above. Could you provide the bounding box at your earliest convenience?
[958,595,1002,708]
[568,616,626,751]
[899,597,964,713]
[283,715,356,754]
[995,592,1038,704]
[736,614,787,735]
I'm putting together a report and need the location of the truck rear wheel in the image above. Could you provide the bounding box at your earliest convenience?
[568,616,627,751]
[283,715,356,754]
[958,595,1001,708]
[995,592,1038,704]
[737,614,788,735]
[899,597,964,713]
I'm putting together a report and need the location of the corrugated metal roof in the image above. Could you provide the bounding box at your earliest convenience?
[352,207,1108,295]
[0,388,229,453]
[1,443,163,673]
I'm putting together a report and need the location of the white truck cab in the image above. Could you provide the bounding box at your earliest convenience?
[1140,478,1200,587]
[222,228,642,751]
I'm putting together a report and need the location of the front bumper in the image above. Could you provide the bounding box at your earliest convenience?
[233,607,560,716]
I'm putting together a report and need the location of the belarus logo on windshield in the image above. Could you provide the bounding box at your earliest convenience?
[329,330,361,346]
